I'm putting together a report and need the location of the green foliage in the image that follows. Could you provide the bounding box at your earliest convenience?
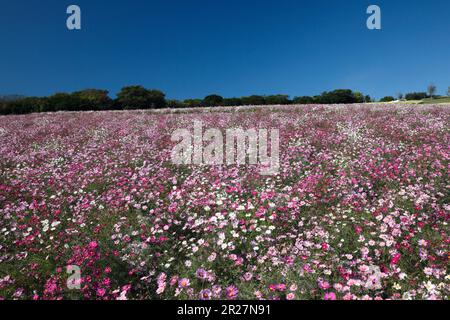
[202,94,224,107]
[405,92,428,100]
[292,96,316,104]
[222,97,243,106]
[241,95,266,105]
[380,96,395,102]
[45,93,83,112]
[5,85,437,116]
[294,90,367,105]
[73,89,112,110]
[0,90,114,114]
[183,99,202,108]
[166,99,186,109]
[264,94,290,105]
[0,96,45,114]
[318,89,361,104]
[353,92,365,103]
[116,86,166,109]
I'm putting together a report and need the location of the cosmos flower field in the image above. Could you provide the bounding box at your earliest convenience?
[0,104,448,300]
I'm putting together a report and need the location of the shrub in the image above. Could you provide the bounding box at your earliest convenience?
[292,96,315,104]
[380,96,395,102]
[405,92,428,100]
[116,86,166,109]
[202,95,224,107]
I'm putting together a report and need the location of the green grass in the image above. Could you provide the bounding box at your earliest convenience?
[380,97,450,105]
[402,100,422,104]
[420,97,450,104]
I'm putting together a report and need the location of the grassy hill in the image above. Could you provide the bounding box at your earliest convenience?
[383,97,450,105]
[420,97,450,104]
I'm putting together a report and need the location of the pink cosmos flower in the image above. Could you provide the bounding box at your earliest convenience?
[225,285,238,300]
[212,285,222,298]
[178,278,190,288]
[390,253,401,265]
[243,272,253,281]
[324,292,336,300]
[88,241,98,250]
[276,284,286,291]
[169,276,179,286]
[199,289,212,300]
[318,281,330,290]
[168,202,178,213]
[97,288,106,297]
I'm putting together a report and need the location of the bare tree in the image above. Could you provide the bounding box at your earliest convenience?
[427,84,437,99]
[396,93,403,100]
[447,87,450,97]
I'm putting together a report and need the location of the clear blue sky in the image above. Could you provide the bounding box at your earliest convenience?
[1,0,449,99]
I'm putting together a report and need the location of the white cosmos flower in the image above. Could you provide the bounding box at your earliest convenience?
[51,221,60,228]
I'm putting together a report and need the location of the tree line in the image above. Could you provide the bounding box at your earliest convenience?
[1,85,448,115]
[0,87,165,115]
[379,84,448,102]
